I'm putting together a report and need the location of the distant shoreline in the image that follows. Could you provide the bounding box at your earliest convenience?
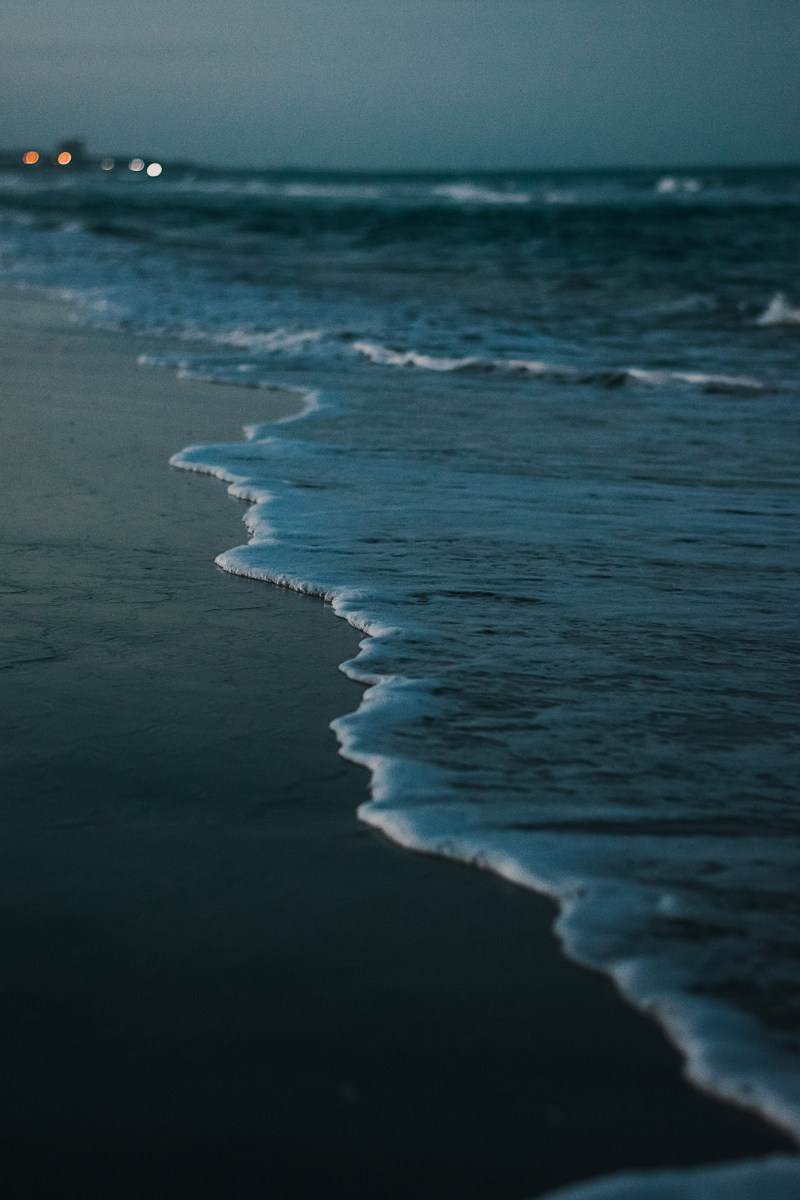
[2,153,798,176]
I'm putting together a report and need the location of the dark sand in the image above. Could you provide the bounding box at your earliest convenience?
[0,290,792,1198]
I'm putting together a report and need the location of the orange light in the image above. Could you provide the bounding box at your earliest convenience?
[23,151,39,165]
[57,151,72,165]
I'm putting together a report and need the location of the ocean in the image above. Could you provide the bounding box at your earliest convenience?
[2,163,799,1197]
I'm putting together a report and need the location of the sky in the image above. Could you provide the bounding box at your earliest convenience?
[2,0,799,171]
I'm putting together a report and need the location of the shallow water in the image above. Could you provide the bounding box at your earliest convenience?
[2,163,799,1197]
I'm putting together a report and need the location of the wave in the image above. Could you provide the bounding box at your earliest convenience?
[212,326,328,353]
[353,341,767,393]
[281,182,385,201]
[170,372,800,1194]
[355,788,800,1148]
[757,293,800,327]
[432,182,532,205]
[656,176,702,195]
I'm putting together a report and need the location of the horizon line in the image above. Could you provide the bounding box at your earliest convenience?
[114,157,800,175]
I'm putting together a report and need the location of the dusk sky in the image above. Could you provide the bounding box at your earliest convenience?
[3,0,799,170]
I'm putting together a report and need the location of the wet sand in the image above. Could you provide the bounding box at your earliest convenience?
[0,289,791,1198]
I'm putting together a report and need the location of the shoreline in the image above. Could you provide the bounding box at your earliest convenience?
[0,286,793,1198]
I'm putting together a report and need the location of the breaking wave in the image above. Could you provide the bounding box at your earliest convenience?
[353,341,768,393]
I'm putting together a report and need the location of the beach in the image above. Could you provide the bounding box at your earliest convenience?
[0,288,792,1198]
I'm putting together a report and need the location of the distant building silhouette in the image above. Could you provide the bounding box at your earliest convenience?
[0,137,191,173]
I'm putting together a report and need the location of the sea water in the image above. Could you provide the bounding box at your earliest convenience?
[2,165,798,1197]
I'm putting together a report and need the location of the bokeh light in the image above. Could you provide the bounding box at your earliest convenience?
[22,151,39,165]
[146,162,163,177]
[128,158,145,172]
[57,152,72,165]
[100,157,115,171]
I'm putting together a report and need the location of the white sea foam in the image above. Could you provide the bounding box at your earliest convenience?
[627,367,765,392]
[281,182,384,200]
[656,176,702,195]
[433,182,531,205]
[353,341,767,392]
[353,341,483,372]
[213,327,328,353]
[757,293,800,327]
[357,797,800,1142]
[170,360,800,1182]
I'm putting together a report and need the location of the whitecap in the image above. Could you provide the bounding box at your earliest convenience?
[213,327,327,353]
[756,293,800,327]
[656,176,702,195]
[355,340,766,392]
[433,182,531,205]
[352,341,481,372]
[282,183,384,201]
[628,368,765,393]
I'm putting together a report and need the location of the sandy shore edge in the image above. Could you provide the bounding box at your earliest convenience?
[0,286,791,1199]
